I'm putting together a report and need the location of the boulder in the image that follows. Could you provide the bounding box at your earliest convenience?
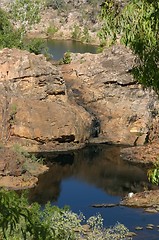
[61,45,159,146]
[0,48,93,151]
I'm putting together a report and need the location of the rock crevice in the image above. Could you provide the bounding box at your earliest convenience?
[61,45,159,146]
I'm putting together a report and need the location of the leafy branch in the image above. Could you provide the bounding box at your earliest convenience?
[99,0,159,91]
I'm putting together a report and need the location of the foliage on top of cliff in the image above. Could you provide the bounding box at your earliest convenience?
[0,8,22,49]
[0,0,45,54]
[99,0,159,92]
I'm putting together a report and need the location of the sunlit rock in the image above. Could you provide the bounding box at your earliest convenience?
[61,45,159,146]
[0,48,93,151]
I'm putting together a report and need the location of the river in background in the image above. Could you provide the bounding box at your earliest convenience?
[30,40,159,239]
[46,39,97,60]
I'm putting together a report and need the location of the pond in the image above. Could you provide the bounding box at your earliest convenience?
[46,39,97,60]
[29,144,159,240]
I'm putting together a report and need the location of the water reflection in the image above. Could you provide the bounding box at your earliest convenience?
[29,145,154,204]
[46,39,97,60]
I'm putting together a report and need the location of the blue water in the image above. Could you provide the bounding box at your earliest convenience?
[57,178,159,240]
[58,177,120,218]
[29,145,159,239]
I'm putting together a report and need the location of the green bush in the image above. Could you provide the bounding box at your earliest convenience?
[0,8,22,49]
[0,189,131,240]
[47,25,58,37]
[147,160,159,185]
[82,26,91,43]
[46,0,66,10]
[0,2,46,54]
[71,24,81,40]
[62,51,72,64]
[23,38,46,55]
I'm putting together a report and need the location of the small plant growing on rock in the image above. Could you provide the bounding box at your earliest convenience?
[46,0,66,10]
[47,25,58,37]
[13,144,43,163]
[82,26,91,43]
[9,104,17,125]
[62,51,72,64]
[71,24,81,40]
[147,160,159,185]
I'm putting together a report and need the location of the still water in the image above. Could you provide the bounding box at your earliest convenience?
[29,144,159,240]
[46,39,97,60]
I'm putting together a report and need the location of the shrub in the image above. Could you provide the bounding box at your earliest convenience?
[62,51,72,64]
[71,24,81,40]
[147,160,159,185]
[47,25,58,37]
[23,38,46,55]
[46,0,66,10]
[0,189,131,240]
[0,2,46,54]
[0,8,22,49]
[82,26,91,43]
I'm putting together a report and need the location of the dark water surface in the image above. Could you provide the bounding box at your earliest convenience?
[29,145,159,240]
[46,39,97,60]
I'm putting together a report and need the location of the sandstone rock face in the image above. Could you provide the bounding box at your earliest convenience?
[1,45,159,151]
[61,45,159,146]
[0,48,93,151]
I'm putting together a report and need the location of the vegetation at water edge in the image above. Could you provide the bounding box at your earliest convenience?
[0,189,131,239]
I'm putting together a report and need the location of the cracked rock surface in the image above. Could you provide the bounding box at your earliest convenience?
[1,46,159,152]
[0,48,93,151]
[61,45,159,146]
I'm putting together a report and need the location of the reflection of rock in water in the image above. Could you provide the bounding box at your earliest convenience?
[29,169,61,204]
[29,153,75,204]
[29,145,157,204]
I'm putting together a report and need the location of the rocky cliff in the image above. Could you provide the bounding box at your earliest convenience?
[0,48,93,152]
[1,45,159,152]
[61,45,159,146]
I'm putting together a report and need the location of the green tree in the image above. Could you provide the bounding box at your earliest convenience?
[0,1,46,54]
[99,0,159,91]
[0,8,22,49]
